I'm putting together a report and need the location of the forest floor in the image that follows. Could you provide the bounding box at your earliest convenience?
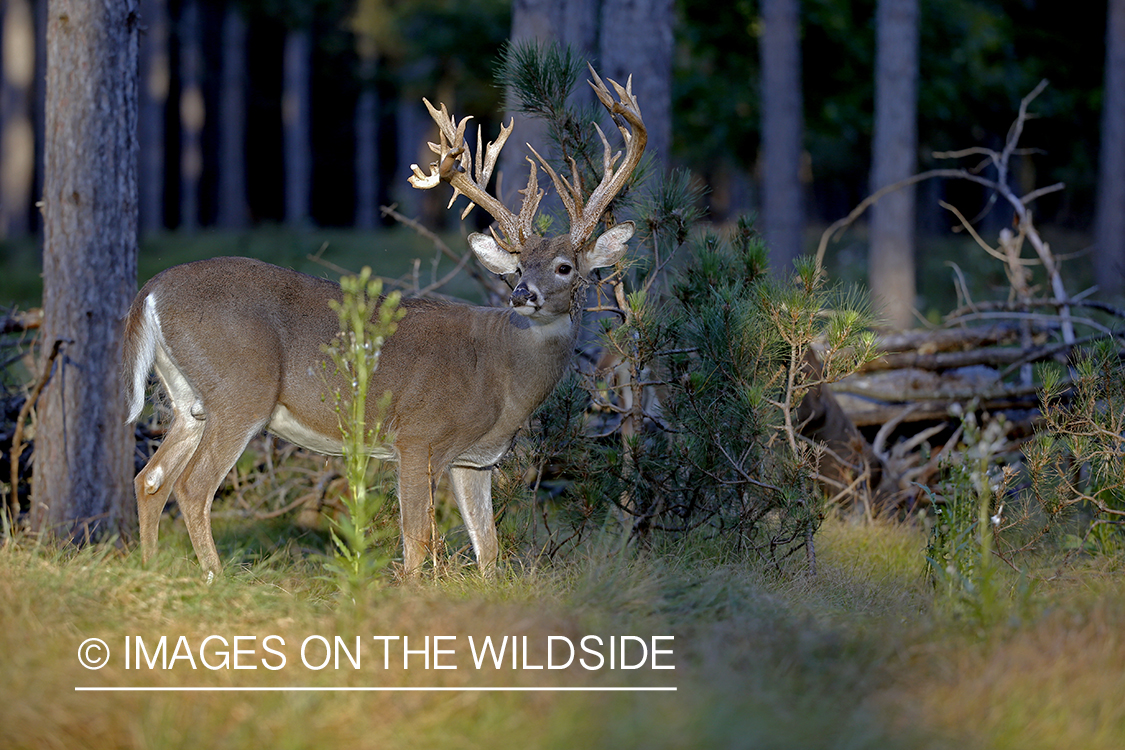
[2,515,1123,750]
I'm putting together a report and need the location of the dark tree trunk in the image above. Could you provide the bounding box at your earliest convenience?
[759,0,805,272]
[1,0,36,238]
[216,5,248,229]
[283,27,311,226]
[599,0,674,172]
[178,0,202,231]
[33,0,139,541]
[869,0,919,328]
[498,0,598,206]
[1097,0,1125,297]
[138,0,168,233]
[354,56,379,229]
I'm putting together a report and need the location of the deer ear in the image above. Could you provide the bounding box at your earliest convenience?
[583,221,634,272]
[469,232,520,275]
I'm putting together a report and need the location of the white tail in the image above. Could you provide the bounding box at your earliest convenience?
[125,67,646,577]
[125,294,160,423]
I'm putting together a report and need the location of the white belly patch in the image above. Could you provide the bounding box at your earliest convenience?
[267,404,396,460]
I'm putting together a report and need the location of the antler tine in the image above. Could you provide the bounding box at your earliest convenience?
[569,65,647,247]
[515,157,545,241]
[409,98,522,251]
[526,143,578,220]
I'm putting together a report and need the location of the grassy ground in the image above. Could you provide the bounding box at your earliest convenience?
[2,516,1122,750]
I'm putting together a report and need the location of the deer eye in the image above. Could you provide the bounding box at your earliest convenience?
[556,263,572,275]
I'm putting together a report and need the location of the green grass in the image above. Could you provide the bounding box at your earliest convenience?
[3,516,1123,750]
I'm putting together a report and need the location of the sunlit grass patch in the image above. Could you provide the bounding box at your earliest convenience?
[2,518,1123,749]
[877,577,1125,750]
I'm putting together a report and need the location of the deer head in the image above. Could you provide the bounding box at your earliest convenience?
[408,64,647,297]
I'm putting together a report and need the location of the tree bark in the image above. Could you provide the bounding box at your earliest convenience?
[354,56,379,229]
[178,0,203,231]
[33,0,139,541]
[1096,0,1125,297]
[759,0,805,272]
[216,5,248,229]
[498,0,598,207]
[1,0,36,238]
[869,0,919,329]
[283,27,311,226]
[138,0,168,233]
[599,0,674,173]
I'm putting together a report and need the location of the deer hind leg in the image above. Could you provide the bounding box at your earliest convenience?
[135,411,204,565]
[171,404,273,577]
[135,349,206,566]
[448,465,497,572]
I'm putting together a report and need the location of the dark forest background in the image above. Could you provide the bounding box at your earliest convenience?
[0,1,1107,232]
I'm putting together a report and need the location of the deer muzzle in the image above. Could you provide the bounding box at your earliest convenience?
[509,282,538,312]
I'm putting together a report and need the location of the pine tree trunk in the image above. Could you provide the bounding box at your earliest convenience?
[869,0,919,328]
[216,5,248,228]
[1096,0,1125,297]
[178,0,203,231]
[393,96,426,219]
[1,0,36,239]
[354,57,379,229]
[138,0,168,233]
[599,0,673,172]
[33,0,139,541]
[759,0,805,272]
[283,27,311,226]
[499,0,598,206]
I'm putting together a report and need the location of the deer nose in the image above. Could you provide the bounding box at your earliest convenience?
[510,283,538,308]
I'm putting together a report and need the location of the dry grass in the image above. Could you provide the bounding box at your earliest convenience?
[1,516,1123,749]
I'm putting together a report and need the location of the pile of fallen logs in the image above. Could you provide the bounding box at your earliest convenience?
[806,311,1123,515]
[834,324,1041,429]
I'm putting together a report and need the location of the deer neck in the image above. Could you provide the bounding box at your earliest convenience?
[496,303,580,406]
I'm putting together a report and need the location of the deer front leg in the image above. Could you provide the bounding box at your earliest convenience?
[397,450,436,575]
[448,465,498,573]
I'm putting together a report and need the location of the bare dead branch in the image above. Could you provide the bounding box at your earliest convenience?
[8,339,67,525]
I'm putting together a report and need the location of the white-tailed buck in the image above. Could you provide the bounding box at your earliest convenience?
[123,66,646,577]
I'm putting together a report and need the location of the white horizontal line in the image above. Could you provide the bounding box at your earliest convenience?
[75,686,676,692]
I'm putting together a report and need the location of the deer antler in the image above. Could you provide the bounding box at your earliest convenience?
[409,99,543,253]
[410,64,645,253]
[528,64,647,248]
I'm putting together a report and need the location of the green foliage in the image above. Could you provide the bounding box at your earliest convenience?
[320,267,403,590]
[1026,343,1125,556]
[495,40,586,119]
[519,221,875,567]
[493,44,876,570]
[923,408,1022,626]
[632,226,874,564]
